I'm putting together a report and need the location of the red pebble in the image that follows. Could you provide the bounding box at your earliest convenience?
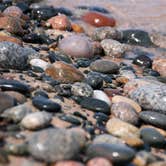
[82,12,116,27]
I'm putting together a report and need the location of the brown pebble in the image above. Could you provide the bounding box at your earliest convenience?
[0,35,22,45]
[72,23,84,33]
[55,160,84,166]
[86,157,113,166]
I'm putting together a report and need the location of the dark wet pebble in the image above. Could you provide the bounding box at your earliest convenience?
[86,143,135,164]
[27,128,85,162]
[0,79,30,94]
[0,92,16,113]
[33,90,49,98]
[133,54,152,68]
[41,74,60,86]
[121,29,153,47]
[0,149,9,164]
[55,84,72,97]
[140,127,166,148]
[143,68,160,77]
[59,114,82,125]
[73,111,87,120]
[80,97,110,114]
[54,7,73,16]
[94,112,109,123]
[32,96,61,112]
[139,111,166,130]
[75,58,91,68]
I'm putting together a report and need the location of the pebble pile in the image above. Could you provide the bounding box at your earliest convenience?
[0,1,165,166]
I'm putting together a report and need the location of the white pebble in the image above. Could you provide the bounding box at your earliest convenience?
[30,58,49,71]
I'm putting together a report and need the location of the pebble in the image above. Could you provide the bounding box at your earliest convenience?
[80,97,110,114]
[93,90,111,106]
[71,82,93,97]
[21,111,52,130]
[55,161,84,166]
[86,157,113,166]
[133,54,153,68]
[139,111,166,130]
[148,162,166,166]
[152,59,166,77]
[0,92,16,113]
[101,39,127,58]
[45,61,85,83]
[112,95,142,113]
[86,143,135,164]
[47,14,72,31]
[90,59,119,74]
[33,90,49,98]
[82,12,116,27]
[27,128,85,162]
[129,84,166,113]
[121,29,153,47]
[0,42,39,70]
[1,103,32,123]
[0,35,22,45]
[111,102,139,125]
[58,35,94,58]
[59,114,82,125]
[32,96,61,112]
[0,79,30,94]
[140,127,166,148]
[92,27,122,41]
[71,23,84,33]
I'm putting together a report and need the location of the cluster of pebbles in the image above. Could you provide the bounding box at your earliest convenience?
[0,0,166,166]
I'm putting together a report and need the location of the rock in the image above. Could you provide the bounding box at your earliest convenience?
[139,111,166,130]
[90,60,119,74]
[55,161,84,166]
[0,92,16,113]
[93,90,111,106]
[71,23,84,33]
[80,97,110,114]
[0,35,22,45]
[86,143,135,164]
[86,157,113,166]
[111,102,139,125]
[58,35,94,58]
[101,39,127,58]
[45,61,84,83]
[28,128,86,162]
[47,14,72,31]
[140,127,166,148]
[0,42,39,70]
[3,6,23,18]
[71,82,93,97]
[82,12,116,27]
[153,59,166,77]
[0,79,30,94]
[21,111,52,130]
[112,95,142,113]
[121,29,153,47]
[148,162,166,166]
[92,27,122,41]
[32,96,61,112]
[129,84,166,113]
[1,103,32,122]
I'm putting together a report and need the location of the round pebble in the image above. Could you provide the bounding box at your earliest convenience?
[153,59,166,77]
[86,157,113,166]
[55,161,84,166]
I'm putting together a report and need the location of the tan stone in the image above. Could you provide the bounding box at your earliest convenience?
[153,59,166,77]
[86,157,113,166]
[55,161,84,166]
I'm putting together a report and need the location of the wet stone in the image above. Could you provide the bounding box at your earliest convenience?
[80,97,110,114]
[71,82,93,97]
[90,59,119,74]
[86,143,135,164]
[140,127,166,148]
[32,96,61,112]
[139,111,166,130]
[27,128,86,162]
[59,114,82,125]
[21,111,52,130]
[33,90,49,98]
[0,79,30,94]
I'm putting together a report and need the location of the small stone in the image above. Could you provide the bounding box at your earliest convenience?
[148,162,166,166]
[90,59,119,74]
[0,42,39,70]
[45,61,84,83]
[92,27,122,41]
[112,95,142,113]
[80,97,110,114]
[28,128,86,162]
[101,39,127,58]
[21,111,52,130]
[0,92,16,113]
[32,96,61,112]
[3,6,23,18]
[139,111,166,130]
[47,14,72,31]
[93,90,111,106]
[82,12,116,27]
[140,127,166,148]
[71,23,84,33]
[71,82,93,97]
[0,35,22,45]
[55,161,84,166]
[86,157,113,166]
[86,143,135,164]
[58,35,94,58]
[153,59,166,77]
[111,102,139,125]
[1,103,32,123]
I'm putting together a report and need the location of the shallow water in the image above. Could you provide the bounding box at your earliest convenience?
[45,0,166,33]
